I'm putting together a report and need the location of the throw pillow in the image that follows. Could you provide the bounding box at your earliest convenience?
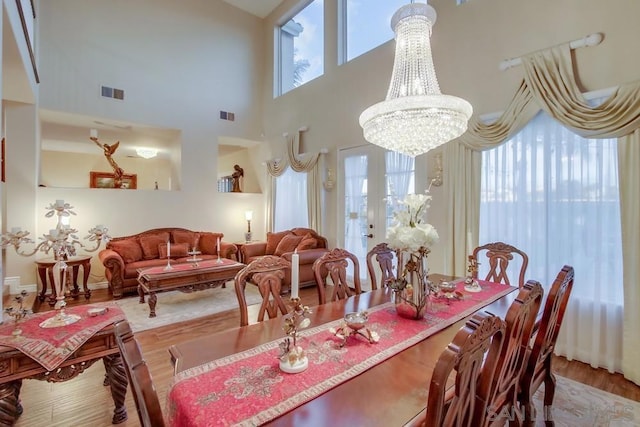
[109,239,143,263]
[199,232,224,255]
[139,232,170,260]
[265,231,290,255]
[296,234,318,251]
[172,230,200,250]
[274,234,304,256]
[158,242,189,259]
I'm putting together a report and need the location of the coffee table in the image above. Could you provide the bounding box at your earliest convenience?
[137,258,245,318]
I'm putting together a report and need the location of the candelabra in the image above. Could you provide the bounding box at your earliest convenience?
[1,200,110,328]
[4,290,32,337]
[464,255,482,293]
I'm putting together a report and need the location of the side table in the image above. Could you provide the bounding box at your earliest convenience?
[35,255,92,306]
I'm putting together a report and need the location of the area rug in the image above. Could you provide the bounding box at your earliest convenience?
[532,375,640,426]
[115,285,262,332]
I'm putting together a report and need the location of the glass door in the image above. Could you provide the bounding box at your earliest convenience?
[338,145,414,289]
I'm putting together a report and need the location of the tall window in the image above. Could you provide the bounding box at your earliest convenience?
[480,110,623,371]
[274,168,309,231]
[339,0,406,63]
[276,0,324,96]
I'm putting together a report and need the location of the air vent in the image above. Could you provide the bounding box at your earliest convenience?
[101,85,125,100]
[219,111,235,121]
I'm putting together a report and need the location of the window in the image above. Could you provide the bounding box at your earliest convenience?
[480,110,623,371]
[339,0,410,64]
[276,0,324,96]
[274,168,309,231]
[385,151,415,229]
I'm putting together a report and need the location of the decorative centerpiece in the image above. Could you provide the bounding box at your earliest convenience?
[1,200,110,328]
[278,298,311,374]
[329,311,380,348]
[464,255,482,292]
[4,290,32,337]
[386,192,439,319]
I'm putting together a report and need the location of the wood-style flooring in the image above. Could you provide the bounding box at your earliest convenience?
[9,287,640,426]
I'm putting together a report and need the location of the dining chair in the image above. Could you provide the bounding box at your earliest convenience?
[476,280,544,427]
[472,242,529,288]
[312,247,362,305]
[113,320,166,427]
[366,242,397,290]
[405,311,506,427]
[518,265,574,426]
[234,255,291,326]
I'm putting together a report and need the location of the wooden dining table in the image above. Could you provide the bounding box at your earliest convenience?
[168,275,519,426]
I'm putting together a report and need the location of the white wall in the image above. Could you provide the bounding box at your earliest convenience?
[260,0,640,271]
[3,0,269,287]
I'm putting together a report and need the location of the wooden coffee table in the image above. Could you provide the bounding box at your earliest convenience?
[137,258,245,318]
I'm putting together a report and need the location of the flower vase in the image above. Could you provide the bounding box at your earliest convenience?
[394,248,431,320]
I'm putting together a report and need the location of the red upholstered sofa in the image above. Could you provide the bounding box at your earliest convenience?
[240,227,329,289]
[98,228,238,299]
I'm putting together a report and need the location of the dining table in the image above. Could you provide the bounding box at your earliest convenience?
[167,275,519,426]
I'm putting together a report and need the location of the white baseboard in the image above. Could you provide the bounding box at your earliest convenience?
[3,277,109,295]
[4,276,37,295]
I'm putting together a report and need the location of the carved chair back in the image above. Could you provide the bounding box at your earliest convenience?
[313,248,362,305]
[472,242,529,288]
[476,280,544,426]
[519,265,574,424]
[114,320,165,427]
[425,311,506,427]
[234,255,291,327]
[366,242,397,290]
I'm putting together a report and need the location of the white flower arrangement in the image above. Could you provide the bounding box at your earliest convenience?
[386,193,439,253]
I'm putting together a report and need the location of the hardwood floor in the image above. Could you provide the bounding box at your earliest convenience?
[9,287,640,426]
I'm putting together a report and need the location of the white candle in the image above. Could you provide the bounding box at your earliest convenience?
[467,231,473,255]
[11,227,21,234]
[49,229,58,238]
[167,240,171,258]
[216,237,220,254]
[291,250,299,299]
[55,199,65,208]
[90,129,98,139]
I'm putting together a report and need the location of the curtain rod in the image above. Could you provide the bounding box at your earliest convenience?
[499,33,603,71]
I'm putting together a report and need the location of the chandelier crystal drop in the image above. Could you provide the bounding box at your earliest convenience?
[359,2,472,157]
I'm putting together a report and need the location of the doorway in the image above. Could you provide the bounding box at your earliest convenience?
[338,145,415,288]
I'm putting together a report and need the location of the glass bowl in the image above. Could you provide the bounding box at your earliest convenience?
[344,311,368,331]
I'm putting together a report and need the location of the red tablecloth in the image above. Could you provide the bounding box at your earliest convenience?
[139,258,238,276]
[167,281,514,426]
[0,303,125,371]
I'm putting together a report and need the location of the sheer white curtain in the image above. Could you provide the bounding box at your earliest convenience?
[344,154,368,264]
[274,167,309,231]
[385,151,415,229]
[480,111,623,372]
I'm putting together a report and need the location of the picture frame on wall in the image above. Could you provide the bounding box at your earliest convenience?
[90,171,137,189]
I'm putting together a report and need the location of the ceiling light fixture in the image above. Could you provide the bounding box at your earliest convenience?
[359,2,473,157]
[136,148,158,159]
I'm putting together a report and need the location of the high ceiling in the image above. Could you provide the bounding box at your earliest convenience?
[222,0,284,19]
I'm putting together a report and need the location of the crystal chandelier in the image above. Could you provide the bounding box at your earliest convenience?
[359,2,473,157]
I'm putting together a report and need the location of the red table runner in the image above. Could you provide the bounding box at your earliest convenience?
[167,281,515,426]
[0,303,125,371]
[139,258,238,276]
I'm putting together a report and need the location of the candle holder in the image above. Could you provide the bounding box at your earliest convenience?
[1,200,110,327]
[329,311,380,348]
[464,255,482,293]
[278,298,311,374]
[4,291,32,337]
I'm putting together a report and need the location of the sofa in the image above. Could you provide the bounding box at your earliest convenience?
[98,227,238,299]
[240,227,329,289]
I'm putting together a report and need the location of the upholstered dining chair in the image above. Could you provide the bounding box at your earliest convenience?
[366,242,397,291]
[476,280,544,427]
[234,255,291,327]
[518,265,574,426]
[114,320,166,427]
[313,247,362,305]
[472,242,529,288]
[405,311,506,427]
